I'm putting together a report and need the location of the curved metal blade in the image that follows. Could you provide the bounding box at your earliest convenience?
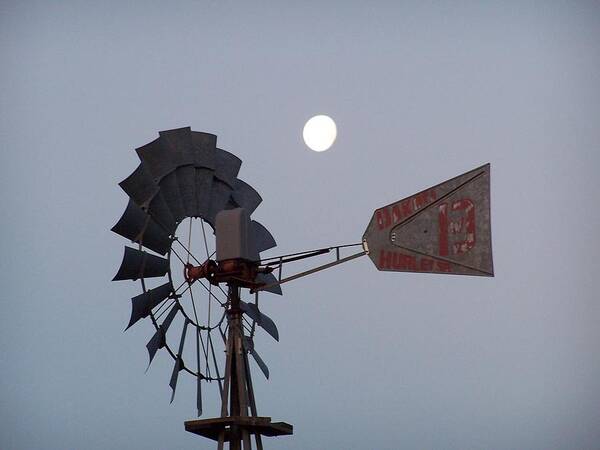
[126,282,173,330]
[147,192,177,233]
[239,301,279,341]
[196,372,202,416]
[175,165,198,218]
[254,273,282,295]
[250,220,276,253]
[146,303,179,367]
[136,138,175,181]
[159,127,194,167]
[194,167,214,219]
[118,163,159,208]
[111,200,171,255]
[157,171,186,223]
[231,179,262,216]
[243,336,269,379]
[170,319,189,403]
[206,179,233,226]
[191,131,216,169]
[113,246,169,281]
[214,148,241,187]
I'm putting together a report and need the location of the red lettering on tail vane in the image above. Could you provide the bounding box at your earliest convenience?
[375,189,437,231]
[378,249,452,273]
[438,198,476,257]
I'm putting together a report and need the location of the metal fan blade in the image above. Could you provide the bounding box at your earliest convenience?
[147,192,177,233]
[146,303,179,367]
[206,180,233,226]
[111,200,171,255]
[231,179,262,216]
[254,273,282,295]
[175,165,198,218]
[159,127,194,167]
[159,128,199,218]
[250,220,276,253]
[191,131,217,170]
[214,148,241,187]
[196,374,202,416]
[194,167,214,219]
[157,171,186,223]
[136,134,186,222]
[118,163,159,209]
[126,282,173,330]
[170,319,189,403]
[136,138,175,181]
[113,246,169,281]
[243,336,269,379]
[239,301,279,341]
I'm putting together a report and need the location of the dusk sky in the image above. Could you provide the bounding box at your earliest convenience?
[2,2,599,449]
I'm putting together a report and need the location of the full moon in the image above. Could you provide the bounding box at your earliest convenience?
[303,115,337,152]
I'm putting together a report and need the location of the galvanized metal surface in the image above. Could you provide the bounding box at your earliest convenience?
[231,179,263,216]
[111,200,171,255]
[250,221,276,254]
[169,318,189,403]
[127,281,173,330]
[239,301,279,342]
[113,246,169,281]
[146,303,179,367]
[363,163,493,276]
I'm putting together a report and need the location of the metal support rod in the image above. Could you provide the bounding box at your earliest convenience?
[254,251,366,293]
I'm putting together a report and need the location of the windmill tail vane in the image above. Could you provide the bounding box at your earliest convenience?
[111,126,493,449]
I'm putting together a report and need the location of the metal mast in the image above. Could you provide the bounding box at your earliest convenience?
[185,283,292,449]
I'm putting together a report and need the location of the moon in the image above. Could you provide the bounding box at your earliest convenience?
[303,115,337,152]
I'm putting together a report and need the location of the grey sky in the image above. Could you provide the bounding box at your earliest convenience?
[1,2,599,449]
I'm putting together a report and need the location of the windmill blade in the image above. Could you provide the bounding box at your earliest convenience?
[205,148,242,223]
[159,128,199,218]
[111,200,171,255]
[136,136,186,222]
[159,127,194,167]
[113,246,169,281]
[231,179,262,216]
[206,180,234,226]
[250,220,276,253]
[175,165,198,218]
[243,336,269,379]
[136,138,175,181]
[146,192,177,233]
[119,164,176,231]
[157,171,187,223]
[194,167,214,219]
[126,282,173,330]
[146,303,180,367]
[239,301,279,341]
[363,163,493,276]
[170,319,189,403]
[196,370,203,416]
[254,273,282,295]
[214,148,241,186]
[195,327,203,416]
[118,163,159,209]
[191,131,217,169]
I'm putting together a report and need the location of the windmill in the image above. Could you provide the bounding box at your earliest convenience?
[111,127,493,449]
